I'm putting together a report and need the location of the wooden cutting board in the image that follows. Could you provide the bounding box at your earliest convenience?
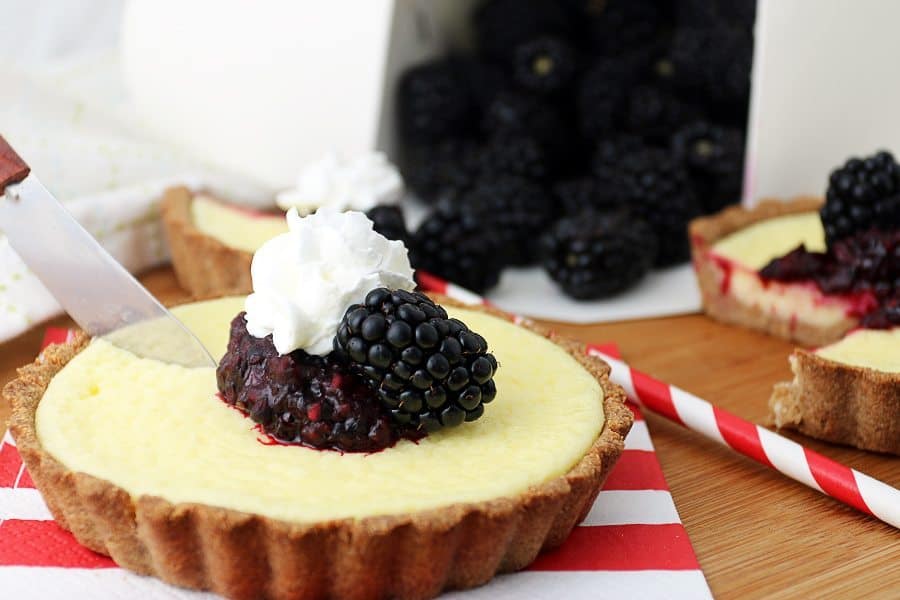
[1,267,897,599]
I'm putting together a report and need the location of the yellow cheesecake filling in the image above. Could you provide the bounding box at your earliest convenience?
[711,212,825,270]
[36,297,604,524]
[816,328,900,373]
[191,195,287,253]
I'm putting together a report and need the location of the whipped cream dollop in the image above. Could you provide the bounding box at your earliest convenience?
[244,208,415,355]
[275,152,404,214]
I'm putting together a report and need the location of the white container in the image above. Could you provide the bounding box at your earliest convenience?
[121,0,479,192]
[746,0,900,205]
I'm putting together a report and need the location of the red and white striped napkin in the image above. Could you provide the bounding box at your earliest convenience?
[0,331,711,599]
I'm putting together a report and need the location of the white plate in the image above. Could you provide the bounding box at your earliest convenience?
[487,264,701,324]
[405,199,702,324]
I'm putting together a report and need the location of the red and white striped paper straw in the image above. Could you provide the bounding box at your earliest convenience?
[588,346,900,529]
[417,272,900,530]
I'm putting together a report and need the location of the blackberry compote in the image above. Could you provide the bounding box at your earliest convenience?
[760,228,900,328]
[217,313,420,453]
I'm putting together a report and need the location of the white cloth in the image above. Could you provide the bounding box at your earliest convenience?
[0,179,187,341]
[0,54,265,343]
[0,0,122,66]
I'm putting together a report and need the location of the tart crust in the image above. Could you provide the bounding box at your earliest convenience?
[689,197,858,347]
[4,296,633,600]
[160,186,254,297]
[769,348,899,455]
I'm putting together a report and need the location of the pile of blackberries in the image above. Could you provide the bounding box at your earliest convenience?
[387,0,755,299]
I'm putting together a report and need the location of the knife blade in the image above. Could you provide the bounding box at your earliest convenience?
[0,135,215,368]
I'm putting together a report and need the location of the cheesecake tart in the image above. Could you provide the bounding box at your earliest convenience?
[6,279,631,600]
[161,186,285,297]
[769,328,899,455]
[162,153,404,298]
[693,150,899,453]
[692,151,900,347]
[689,196,863,346]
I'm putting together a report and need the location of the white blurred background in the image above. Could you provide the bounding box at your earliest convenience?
[0,0,121,65]
[0,0,195,342]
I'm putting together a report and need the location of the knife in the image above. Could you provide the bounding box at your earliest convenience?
[0,135,216,368]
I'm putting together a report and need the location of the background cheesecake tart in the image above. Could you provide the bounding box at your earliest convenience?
[769,328,899,455]
[4,295,632,600]
[692,151,900,454]
[690,197,863,346]
[161,186,284,297]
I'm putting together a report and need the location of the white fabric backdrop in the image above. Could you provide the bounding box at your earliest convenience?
[0,0,122,65]
[0,1,262,342]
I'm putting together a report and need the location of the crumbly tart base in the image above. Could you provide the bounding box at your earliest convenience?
[160,186,254,297]
[770,350,899,455]
[4,297,633,600]
[689,197,858,347]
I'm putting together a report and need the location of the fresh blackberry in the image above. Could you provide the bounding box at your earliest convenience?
[334,288,498,430]
[670,26,752,108]
[403,138,480,204]
[625,84,702,141]
[619,148,700,266]
[586,0,668,56]
[717,1,757,30]
[473,0,574,63]
[410,203,505,293]
[671,121,745,213]
[460,175,556,266]
[477,134,553,181]
[455,57,510,109]
[540,211,658,299]
[366,205,408,245]
[590,134,649,199]
[553,177,627,216]
[575,58,636,140]
[646,49,679,89]
[677,0,756,31]
[397,59,473,144]
[481,91,571,160]
[821,151,900,246]
[512,36,577,95]
[217,313,417,453]
[591,134,648,177]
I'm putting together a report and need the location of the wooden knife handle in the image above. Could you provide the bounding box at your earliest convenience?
[0,135,30,193]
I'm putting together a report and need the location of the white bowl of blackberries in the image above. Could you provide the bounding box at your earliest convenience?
[373,0,754,300]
